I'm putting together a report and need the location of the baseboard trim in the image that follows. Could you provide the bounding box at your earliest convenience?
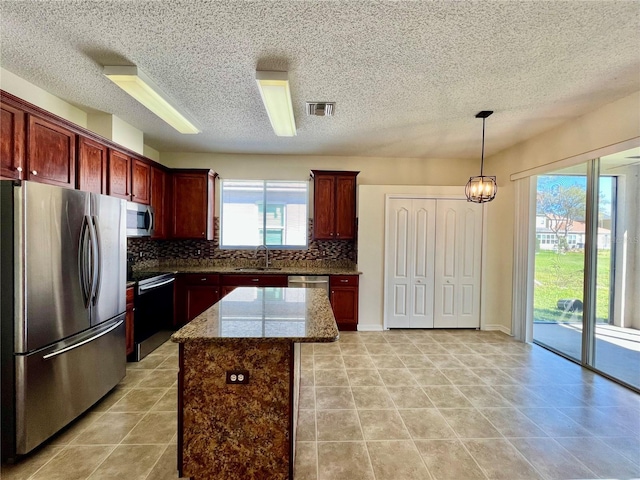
[483,324,512,335]
[357,324,384,332]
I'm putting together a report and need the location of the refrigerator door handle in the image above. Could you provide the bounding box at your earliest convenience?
[90,215,102,305]
[42,320,124,360]
[79,215,92,308]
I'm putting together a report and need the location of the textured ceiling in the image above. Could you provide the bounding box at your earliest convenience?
[1,1,639,159]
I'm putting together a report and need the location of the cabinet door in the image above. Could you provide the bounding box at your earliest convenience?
[108,149,131,200]
[313,174,336,240]
[77,136,107,194]
[185,285,219,322]
[334,175,357,239]
[0,101,25,180]
[131,158,151,205]
[433,200,482,328]
[330,286,358,331]
[150,166,167,239]
[27,115,76,188]
[126,287,135,356]
[172,173,209,239]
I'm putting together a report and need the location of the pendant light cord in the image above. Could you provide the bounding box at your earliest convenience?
[480,117,486,177]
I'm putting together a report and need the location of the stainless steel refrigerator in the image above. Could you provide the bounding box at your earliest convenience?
[1,180,127,460]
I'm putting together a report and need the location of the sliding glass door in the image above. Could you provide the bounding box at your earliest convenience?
[532,148,640,390]
[592,154,640,388]
[532,165,588,361]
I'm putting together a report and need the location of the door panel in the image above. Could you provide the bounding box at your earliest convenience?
[395,208,409,277]
[313,175,335,239]
[335,175,356,239]
[458,206,482,327]
[386,198,436,328]
[410,200,436,327]
[413,284,427,316]
[91,193,126,325]
[386,200,412,327]
[394,285,407,316]
[443,209,456,277]
[434,200,482,328]
[22,182,90,352]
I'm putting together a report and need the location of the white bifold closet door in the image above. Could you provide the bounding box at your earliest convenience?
[433,200,482,328]
[385,198,482,329]
[385,198,437,328]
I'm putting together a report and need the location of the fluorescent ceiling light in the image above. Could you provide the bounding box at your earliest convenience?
[103,65,200,134]
[255,71,296,137]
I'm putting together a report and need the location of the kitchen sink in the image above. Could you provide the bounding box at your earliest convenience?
[234,267,282,271]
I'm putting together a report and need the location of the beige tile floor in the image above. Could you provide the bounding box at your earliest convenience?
[2,330,640,480]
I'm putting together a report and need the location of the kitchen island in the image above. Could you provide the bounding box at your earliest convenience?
[171,287,339,480]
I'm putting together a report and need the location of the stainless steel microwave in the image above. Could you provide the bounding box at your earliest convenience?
[126,202,154,237]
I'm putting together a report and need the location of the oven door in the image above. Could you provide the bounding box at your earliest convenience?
[133,275,174,360]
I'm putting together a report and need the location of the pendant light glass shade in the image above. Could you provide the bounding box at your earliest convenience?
[466,110,497,203]
[465,175,497,203]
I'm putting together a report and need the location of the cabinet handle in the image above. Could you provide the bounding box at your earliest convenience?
[336,233,340,237]
[31,170,38,175]
[340,279,348,283]
[201,278,207,281]
[252,278,259,282]
[16,166,22,172]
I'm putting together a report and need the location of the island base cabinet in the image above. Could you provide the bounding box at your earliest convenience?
[178,341,296,479]
[330,275,359,331]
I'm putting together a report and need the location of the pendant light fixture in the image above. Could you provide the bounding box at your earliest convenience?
[465,110,497,203]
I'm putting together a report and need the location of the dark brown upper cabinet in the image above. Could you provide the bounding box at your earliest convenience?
[108,149,131,201]
[27,115,76,188]
[0,99,26,180]
[131,158,151,205]
[77,135,108,194]
[150,166,169,239]
[311,170,359,241]
[171,169,217,240]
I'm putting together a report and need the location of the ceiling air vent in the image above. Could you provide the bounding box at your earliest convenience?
[306,102,335,116]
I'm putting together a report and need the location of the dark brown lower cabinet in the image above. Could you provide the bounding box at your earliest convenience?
[125,286,135,356]
[330,275,359,331]
[176,274,220,327]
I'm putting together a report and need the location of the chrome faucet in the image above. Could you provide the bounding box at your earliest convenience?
[255,244,270,269]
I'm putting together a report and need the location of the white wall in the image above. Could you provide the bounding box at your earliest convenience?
[483,91,640,334]
[1,67,87,126]
[2,67,151,157]
[160,152,476,215]
[159,152,476,186]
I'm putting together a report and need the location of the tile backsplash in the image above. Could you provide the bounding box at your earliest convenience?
[127,218,356,271]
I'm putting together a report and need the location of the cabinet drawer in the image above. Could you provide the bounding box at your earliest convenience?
[222,274,288,287]
[330,275,359,287]
[182,274,220,286]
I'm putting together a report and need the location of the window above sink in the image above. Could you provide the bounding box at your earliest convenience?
[220,180,308,250]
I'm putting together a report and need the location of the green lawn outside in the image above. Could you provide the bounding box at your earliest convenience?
[533,249,611,323]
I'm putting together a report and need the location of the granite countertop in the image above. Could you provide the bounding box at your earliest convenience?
[171,287,339,344]
[134,262,362,275]
[171,265,360,275]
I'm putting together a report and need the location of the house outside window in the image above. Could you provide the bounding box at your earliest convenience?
[220,180,308,248]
